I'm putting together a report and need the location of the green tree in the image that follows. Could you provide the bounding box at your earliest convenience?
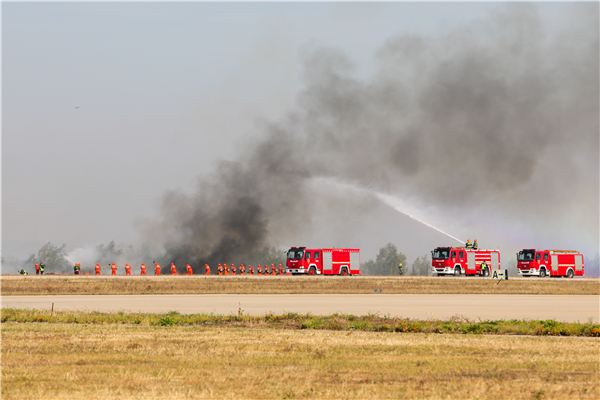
[258,246,287,267]
[411,254,431,276]
[363,243,407,276]
[95,241,123,265]
[37,242,70,273]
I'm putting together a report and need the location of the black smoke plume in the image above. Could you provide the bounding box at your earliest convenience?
[140,3,599,267]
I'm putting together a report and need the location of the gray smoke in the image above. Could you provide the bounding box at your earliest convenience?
[140,3,599,265]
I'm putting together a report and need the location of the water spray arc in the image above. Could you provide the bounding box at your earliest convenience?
[316,177,464,244]
[375,193,464,244]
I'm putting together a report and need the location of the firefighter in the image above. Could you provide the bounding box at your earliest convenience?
[110,263,117,275]
[480,261,489,277]
[186,264,193,275]
[74,263,81,275]
[473,240,479,250]
[171,263,178,275]
[224,264,230,275]
[218,264,223,275]
[264,264,269,275]
[231,264,236,275]
[155,263,161,275]
[140,263,147,275]
[125,263,132,276]
[35,263,40,275]
[39,263,45,275]
[95,263,101,275]
[205,264,210,275]
[19,269,28,275]
[271,264,276,276]
[465,239,473,249]
[257,264,262,275]
[279,264,284,275]
[248,265,254,275]
[239,264,245,275]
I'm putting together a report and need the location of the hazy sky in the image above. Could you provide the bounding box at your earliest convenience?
[3,2,598,267]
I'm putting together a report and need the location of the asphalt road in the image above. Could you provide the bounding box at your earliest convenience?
[2,294,598,322]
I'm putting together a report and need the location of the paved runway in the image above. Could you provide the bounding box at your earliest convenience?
[2,294,598,322]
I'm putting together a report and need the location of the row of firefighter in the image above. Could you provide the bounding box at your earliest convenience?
[26,263,292,276]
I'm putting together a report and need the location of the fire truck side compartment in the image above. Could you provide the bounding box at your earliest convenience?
[467,252,475,271]
[551,254,558,272]
[491,252,499,270]
[575,255,583,271]
[323,251,333,272]
[350,251,360,272]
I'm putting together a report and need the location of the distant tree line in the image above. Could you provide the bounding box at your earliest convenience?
[361,243,431,276]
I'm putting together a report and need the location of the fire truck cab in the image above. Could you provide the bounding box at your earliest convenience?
[431,246,501,276]
[286,247,360,276]
[517,249,584,278]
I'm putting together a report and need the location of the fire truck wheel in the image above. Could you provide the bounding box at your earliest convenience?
[566,269,574,278]
[539,268,547,278]
[309,267,316,275]
[340,268,348,276]
[453,267,461,277]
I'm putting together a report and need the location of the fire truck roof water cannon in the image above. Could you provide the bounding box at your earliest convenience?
[286,247,361,276]
[517,249,584,278]
[431,240,501,277]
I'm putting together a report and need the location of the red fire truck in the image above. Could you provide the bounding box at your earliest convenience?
[286,247,361,275]
[431,246,501,276]
[517,249,584,278]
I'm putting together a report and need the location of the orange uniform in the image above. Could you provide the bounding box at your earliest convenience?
[239,264,245,275]
[224,264,229,275]
[95,264,101,275]
[171,263,178,275]
[231,264,236,275]
[125,264,131,276]
[218,264,223,275]
[155,264,161,275]
[35,263,40,275]
[279,264,284,275]
[186,264,193,275]
[205,264,210,275]
[141,263,147,275]
[257,265,262,275]
[111,263,117,275]
[264,264,269,275]
[272,264,276,276]
[248,265,254,275]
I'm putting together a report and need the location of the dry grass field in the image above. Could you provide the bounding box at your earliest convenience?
[2,275,598,295]
[2,322,598,399]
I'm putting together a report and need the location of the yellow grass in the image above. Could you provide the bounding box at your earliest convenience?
[2,323,598,399]
[2,275,598,295]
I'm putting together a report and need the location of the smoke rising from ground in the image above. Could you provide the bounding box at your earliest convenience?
[139,4,599,265]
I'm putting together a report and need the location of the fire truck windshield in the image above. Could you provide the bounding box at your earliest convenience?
[517,250,535,261]
[287,250,304,260]
[432,249,450,260]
